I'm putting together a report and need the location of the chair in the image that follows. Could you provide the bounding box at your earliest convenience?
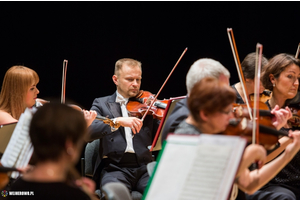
[84,139,100,178]
[83,139,142,200]
[146,161,157,177]
[102,182,132,200]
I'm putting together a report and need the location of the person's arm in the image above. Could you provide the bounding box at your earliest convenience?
[87,98,113,142]
[235,144,266,179]
[82,110,97,127]
[87,98,143,142]
[265,136,292,163]
[237,130,300,194]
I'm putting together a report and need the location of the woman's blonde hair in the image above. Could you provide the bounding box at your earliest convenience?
[0,66,39,120]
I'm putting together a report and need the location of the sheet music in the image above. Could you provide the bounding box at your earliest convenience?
[1,107,36,178]
[143,134,246,200]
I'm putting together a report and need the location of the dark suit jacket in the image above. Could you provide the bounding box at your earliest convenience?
[88,92,160,184]
[161,97,189,145]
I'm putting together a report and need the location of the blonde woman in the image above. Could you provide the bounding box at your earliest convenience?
[0,65,40,125]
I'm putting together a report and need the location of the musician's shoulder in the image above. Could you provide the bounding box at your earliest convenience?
[0,110,17,125]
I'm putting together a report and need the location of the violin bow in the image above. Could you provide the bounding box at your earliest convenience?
[61,59,68,104]
[253,43,263,145]
[227,28,253,120]
[295,43,300,59]
[141,47,188,121]
[60,60,120,131]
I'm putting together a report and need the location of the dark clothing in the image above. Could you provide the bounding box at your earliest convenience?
[87,92,159,193]
[246,184,299,200]
[6,178,91,200]
[174,120,201,135]
[161,97,189,145]
[246,100,300,200]
[231,84,245,104]
[101,153,149,194]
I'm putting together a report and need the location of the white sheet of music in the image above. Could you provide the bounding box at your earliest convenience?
[0,107,36,178]
[143,134,246,200]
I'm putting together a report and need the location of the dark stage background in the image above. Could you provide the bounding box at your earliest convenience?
[0,2,299,110]
[0,1,299,176]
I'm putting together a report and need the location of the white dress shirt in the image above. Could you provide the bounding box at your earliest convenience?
[115,91,135,153]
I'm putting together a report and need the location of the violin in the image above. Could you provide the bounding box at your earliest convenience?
[127,90,168,120]
[249,90,272,103]
[125,48,187,122]
[225,103,289,149]
[286,95,300,128]
[57,59,120,131]
[283,46,300,127]
[227,31,285,151]
[0,162,19,190]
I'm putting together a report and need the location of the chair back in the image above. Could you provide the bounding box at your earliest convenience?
[84,139,100,177]
[102,182,132,200]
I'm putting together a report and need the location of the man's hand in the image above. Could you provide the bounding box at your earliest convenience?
[116,117,143,134]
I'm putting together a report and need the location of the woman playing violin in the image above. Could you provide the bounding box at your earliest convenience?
[232,52,270,104]
[246,53,300,200]
[174,77,300,198]
[0,66,97,191]
[7,103,97,200]
[0,66,40,125]
[0,65,97,127]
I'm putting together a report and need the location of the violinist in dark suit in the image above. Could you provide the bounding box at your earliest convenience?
[87,58,160,198]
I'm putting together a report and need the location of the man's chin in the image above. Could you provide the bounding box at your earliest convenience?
[129,92,139,98]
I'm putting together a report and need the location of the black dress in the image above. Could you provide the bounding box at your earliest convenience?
[246,100,300,200]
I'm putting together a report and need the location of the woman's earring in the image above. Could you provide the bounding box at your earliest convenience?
[273,83,275,87]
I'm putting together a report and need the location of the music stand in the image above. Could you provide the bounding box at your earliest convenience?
[150,96,186,152]
[0,122,17,156]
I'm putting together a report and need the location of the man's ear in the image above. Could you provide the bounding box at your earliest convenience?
[112,75,118,86]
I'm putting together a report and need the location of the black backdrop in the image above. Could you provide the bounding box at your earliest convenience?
[0,2,299,109]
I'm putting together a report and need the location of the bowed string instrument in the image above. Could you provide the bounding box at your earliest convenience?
[126,47,188,121]
[60,59,120,131]
[226,28,289,149]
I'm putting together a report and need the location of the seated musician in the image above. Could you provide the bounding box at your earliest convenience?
[0,66,40,125]
[7,103,97,200]
[87,58,159,199]
[0,66,97,191]
[246,53,300,200]
[161,58,231,145]
[174,77,300,198]
[231,52,270,104]
[0,65,97,127]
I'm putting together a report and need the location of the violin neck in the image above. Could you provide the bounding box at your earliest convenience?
[95,115,107,121]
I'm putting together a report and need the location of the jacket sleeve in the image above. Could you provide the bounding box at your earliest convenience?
[86,98,113,142]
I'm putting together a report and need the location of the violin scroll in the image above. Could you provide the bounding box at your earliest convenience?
[96,115,121,131]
